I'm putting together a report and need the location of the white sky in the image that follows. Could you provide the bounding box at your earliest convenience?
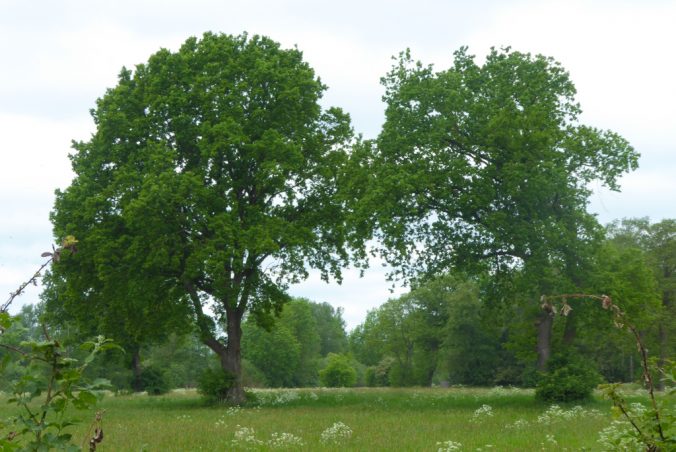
[1,0,674,329]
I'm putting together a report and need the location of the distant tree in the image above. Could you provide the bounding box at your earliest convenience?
[367,47,638,370]
[605,218,675,386]
[439,279,503,385]
[309,301,349,356]
[319,353,356,387]
[281,300,321,385]
[42,268,190,391]
[241,298,348,387]
[49,33,364,403]
[242,319,300,387]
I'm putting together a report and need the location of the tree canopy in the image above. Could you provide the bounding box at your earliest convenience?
[362,47,639,369]
[368,47,638,280]
[49,32,364,402]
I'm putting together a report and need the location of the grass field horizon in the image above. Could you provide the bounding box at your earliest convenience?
[3,385,664,451]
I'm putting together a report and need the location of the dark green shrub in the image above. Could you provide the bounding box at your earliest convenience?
[365,366,377,387]
[139,365,170,395]
[319,353,356,387]
[536,354,602,402]
[197,367,235,403]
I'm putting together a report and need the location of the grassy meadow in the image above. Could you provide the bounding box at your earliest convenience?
[0,386,660,451]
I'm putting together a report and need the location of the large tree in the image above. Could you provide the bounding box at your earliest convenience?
[367,47,639,370]
[50,33,363,402]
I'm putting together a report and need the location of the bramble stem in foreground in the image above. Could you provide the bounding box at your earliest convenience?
[541,293,666,445]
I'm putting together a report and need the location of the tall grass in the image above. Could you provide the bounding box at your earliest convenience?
[0,386,659,451]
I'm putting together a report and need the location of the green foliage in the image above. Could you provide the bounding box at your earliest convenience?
[0,332,116,450]
[599,363,675,451]
[364,366,377,387]
[197,367,235,404]
[319,354,357,387]
[1,240,115,450]
[369,46,637,283]
[535,354,602,402]
[139,365,170,395]
[241,359,267,388]
[242,298,350,387]
[242,320,300,387]
[49,32,364,402]
[309,301,349,356]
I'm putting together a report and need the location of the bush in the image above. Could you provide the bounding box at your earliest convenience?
[197,367,235,403]
[365,366,377,387]
[536,354,602,402]
[139,365,171,395]
[319,353,356,387]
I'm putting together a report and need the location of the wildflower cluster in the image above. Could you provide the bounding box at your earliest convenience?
[249,389,303,406]
[226,406,242,416]
[436,440,462,451]
[230,425,305,448]
[213,416,227,428]
[487,385,520,397]
[544,434,558,446]
[470,404,494,423]
[232,425,262,447]
[505,418,530,429]
[267,432,305,448]
[320,421,352,445]
[536,404,601,425]
[597,420,644,451]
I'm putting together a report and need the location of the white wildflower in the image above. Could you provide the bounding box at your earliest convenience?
[437,440,462,451]
[267,432,305,448]
[231,425,263,447]
[597,420,643,451]
[471,404,494,423]
[320,421,352,445]
[505,418,530,429]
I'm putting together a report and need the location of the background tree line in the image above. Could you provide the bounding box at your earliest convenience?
[3,217,671,393]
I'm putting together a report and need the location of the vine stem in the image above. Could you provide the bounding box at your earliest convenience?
[1,258,53,314]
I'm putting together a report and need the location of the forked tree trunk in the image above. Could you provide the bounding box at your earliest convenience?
[202,312,246,405]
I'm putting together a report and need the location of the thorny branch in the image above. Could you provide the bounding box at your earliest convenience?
[541,293,666,446]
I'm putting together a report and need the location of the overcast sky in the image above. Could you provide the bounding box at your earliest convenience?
[1,0,674,329]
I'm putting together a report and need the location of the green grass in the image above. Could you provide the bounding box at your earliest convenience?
[0,387,652,451]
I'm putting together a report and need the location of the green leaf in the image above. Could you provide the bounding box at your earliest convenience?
[0,311,13,330]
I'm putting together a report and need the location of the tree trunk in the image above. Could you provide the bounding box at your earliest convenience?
[562,311,576,347]
[201,313,246,405]
[131,347,143,392]
[221,311,245,404]
[657,288,671,391]
[536,307,554,372]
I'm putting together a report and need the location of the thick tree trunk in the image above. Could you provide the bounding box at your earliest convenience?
[185,281,249,404]
[221,311,245,404]
[536,307,554,372]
